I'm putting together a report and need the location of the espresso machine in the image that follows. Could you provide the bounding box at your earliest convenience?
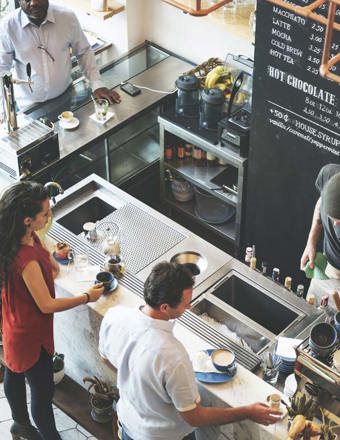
[294,337,340,425]
[0,65,59,180]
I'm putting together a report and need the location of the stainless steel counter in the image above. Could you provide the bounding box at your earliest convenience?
[56,56,192,160]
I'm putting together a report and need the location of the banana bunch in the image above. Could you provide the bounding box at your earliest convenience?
[204,66,232,90]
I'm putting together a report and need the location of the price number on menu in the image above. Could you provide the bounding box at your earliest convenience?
[311,23,324,33]
[308,44,321,55]
[307,55,320,65]
[309,33,323,44]
[307,65,319,75]
[270,108,289,122]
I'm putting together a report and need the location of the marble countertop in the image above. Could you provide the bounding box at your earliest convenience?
[53,251,289,439]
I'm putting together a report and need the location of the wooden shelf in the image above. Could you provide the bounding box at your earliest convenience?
[66,0,125,20]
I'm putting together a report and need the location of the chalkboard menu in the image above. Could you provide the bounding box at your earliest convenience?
[244,0,340,288]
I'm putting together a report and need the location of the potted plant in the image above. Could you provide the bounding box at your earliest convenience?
[53,353,65,385]
[83,376,119,423]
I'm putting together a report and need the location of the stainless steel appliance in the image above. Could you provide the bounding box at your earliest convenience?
[0,114,59,180]
[218,55,253,157]
[295,337,340,424]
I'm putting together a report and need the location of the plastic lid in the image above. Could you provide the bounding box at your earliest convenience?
[175,74,200,91]
[201,88,224,105]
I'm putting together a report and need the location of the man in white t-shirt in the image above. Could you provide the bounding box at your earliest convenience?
[99,262,281,440]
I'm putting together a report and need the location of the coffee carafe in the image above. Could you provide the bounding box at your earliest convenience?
[175,74,200,117]
[199,88,224,130]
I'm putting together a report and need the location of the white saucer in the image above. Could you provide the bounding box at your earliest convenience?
[59,117,79,130]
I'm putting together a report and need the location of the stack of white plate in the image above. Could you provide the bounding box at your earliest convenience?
[283,373,297,398]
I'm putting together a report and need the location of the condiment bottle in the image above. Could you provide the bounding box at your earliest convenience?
[306,293,316,306]
[250,256,257,270]
[272,268,280,282]
[177,145,185,160]
[244,247,253,265]
[184,143,193,160]
[249,245,256,269]
[296,284,304,298]
[193,146,202,166]
[330,291,340,311]
[201,149,207,166]
[206,151,216,166]
[318,295,334,323]
[165,146,173,161]
[284,276,292,291]
[261,261,268,275]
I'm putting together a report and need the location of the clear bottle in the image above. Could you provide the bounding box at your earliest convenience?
[306,293,316,306]
[296,284,304,298]
[272,267,280,282]
[318,295,334,324]
[261,261,268,275]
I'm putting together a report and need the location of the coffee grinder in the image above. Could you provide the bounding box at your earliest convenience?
[199,88,225,131]
[175,74,200,117]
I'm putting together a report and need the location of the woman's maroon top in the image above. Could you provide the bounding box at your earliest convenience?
[2,233,55,372]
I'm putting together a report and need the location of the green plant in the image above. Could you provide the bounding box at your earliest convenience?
[288,391,318,420]
[53,353,64,373]
[83,376,119,409]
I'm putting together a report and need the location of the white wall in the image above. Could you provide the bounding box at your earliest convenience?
[55,0,254,63]
[141,0,254,63]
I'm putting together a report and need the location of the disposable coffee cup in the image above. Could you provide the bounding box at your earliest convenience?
[95,271,114,290]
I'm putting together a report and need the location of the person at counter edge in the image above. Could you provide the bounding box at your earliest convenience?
[301,164,340,299]
[0,181,105,440]
[99,262,282,440]
[0,0,121,110]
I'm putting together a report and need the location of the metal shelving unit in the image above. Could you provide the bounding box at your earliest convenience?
[159,116,247,251]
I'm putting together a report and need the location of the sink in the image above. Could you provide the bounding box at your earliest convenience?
[210,270,299,335]
[191,296,270,354]
[57,197,116,235]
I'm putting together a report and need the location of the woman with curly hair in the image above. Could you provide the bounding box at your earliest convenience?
[0,181,105,440]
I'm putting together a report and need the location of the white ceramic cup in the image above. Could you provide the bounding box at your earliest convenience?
[58,111,74,124]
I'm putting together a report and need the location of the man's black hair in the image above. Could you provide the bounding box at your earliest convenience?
[144,261,194,308]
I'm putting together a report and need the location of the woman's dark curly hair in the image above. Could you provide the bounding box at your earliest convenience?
[144,261,194,308]
[0,181,49,289]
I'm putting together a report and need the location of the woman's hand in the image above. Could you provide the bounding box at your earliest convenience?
[87,283,105,302]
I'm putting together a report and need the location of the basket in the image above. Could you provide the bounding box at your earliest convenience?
[184,57,224,88]
[194,186,235,224]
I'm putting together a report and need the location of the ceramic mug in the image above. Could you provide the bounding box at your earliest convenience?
[58,111,74,124]
[211,348,237,376]
[96,271,114,291]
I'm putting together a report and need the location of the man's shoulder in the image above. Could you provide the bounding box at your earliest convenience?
[316,164,340,193]
[0,8,21,30]
[49,3,78,21]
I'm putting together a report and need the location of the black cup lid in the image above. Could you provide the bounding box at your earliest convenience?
[175,74,200,91]
[201,88,224,105]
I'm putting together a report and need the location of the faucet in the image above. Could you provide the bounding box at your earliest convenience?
[1,63,33,133]
[44,181,64,206]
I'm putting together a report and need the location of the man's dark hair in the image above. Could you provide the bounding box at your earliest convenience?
[144,261,194,308]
